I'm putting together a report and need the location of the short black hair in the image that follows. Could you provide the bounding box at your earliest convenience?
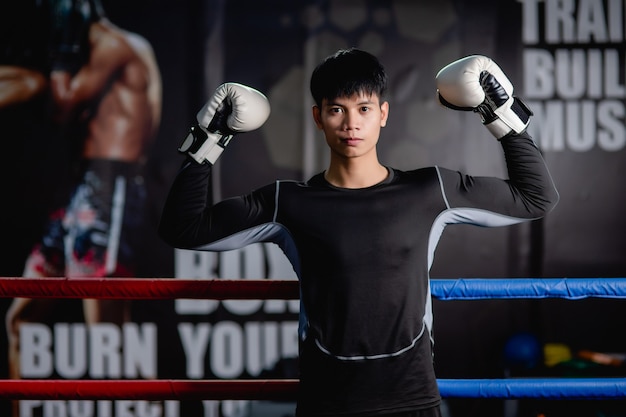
[310,48,388,107]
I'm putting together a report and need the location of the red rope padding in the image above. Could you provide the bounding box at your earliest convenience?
[0,278,299,300]
[0,379,299,400]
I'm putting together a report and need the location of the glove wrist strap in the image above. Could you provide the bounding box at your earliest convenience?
[486,97,533,139]
[178,125,233,165]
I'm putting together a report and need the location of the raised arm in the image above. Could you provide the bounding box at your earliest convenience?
[158,83,271,249]
[435,55,558,221]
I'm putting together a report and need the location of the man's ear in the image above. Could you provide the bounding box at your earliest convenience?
[380,101,389,127]
[312,105,323,129]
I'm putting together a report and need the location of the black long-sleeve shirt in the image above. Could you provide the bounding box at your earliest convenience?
[159,132,558,416]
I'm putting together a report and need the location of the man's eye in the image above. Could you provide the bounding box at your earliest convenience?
[361,106,370,112]
[330,107,342,113]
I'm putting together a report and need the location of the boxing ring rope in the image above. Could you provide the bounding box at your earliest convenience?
[1,276,625,400]
[0,378,625,400]
[1,277,625,300]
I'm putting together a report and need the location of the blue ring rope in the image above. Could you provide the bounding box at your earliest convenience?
[431,278,626,300]
[438,378,626,399]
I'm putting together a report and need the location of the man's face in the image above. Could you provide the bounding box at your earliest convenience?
[313,92,389,160]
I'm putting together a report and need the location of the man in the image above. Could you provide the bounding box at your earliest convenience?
[158,49,558,417]
[5,0,162,384]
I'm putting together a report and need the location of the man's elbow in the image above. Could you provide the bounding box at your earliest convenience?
[157,221,190,249]
[536,185,560,217]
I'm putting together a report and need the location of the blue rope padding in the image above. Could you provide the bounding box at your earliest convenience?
[431,278,626,300]
[438,378,626,399]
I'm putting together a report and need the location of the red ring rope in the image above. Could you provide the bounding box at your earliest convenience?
[0,278,299,299]
[0,379,299,400]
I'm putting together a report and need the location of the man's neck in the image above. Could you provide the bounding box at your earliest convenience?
[324,158,388,189]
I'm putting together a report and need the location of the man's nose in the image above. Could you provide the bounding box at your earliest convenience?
[343,110,359,130]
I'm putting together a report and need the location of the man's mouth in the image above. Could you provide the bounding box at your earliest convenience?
[341,137,362,145]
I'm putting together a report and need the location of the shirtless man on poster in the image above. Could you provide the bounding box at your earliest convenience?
[4,1,161,387]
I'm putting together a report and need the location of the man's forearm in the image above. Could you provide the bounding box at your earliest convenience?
[501,132,559,216]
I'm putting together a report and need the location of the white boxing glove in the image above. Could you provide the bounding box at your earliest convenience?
[178,82,271,164]
[436,55,532,139]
